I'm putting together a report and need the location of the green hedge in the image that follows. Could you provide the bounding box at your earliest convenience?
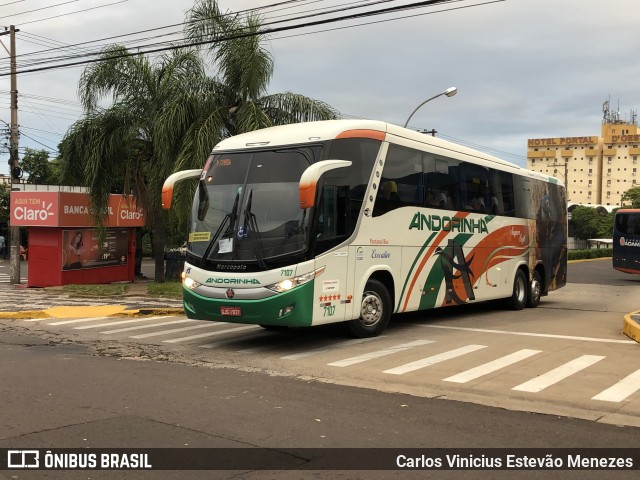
[568,248,612,260]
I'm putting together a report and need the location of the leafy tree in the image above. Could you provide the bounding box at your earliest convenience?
[183,0,338,143]
[59,48,212,281]
[59,0,339,282]
[21,148,61,184]
[621,186,640,208]
[570,206,613,239]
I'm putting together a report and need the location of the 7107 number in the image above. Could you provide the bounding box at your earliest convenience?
[323,305,335,317]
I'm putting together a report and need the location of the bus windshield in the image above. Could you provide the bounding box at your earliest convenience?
[189,147,319,267]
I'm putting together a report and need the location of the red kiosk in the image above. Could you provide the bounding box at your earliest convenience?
[9,189,145,287]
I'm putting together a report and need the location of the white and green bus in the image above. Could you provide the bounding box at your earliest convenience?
[162,120,567,337]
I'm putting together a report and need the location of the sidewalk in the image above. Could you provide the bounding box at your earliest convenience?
[0,258,184,317]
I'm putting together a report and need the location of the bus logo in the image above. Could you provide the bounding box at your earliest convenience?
[226,288,235,299]
[434,239,475,305]
[206,278,260,285]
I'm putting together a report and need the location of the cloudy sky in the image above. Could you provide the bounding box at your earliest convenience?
[1,0,639,177]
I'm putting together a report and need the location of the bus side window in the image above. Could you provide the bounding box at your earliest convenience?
[373,144,424,217]
[489,170,515,216]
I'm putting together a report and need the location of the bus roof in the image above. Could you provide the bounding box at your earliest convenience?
[212,120,559,184]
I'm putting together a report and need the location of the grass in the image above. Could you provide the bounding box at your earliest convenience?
[147,282,183,299]
[61,281,183,299]
[63,283,129,297]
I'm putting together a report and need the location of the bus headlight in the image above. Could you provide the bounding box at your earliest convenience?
[183,276,201,289]
[266,266,325,293]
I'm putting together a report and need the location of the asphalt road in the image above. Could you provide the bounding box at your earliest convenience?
[1,258,640,479]
[1,334,639,480]
[568,258,640,286]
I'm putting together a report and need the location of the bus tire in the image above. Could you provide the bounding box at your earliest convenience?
[526,270,542,308]
[505,269,528,311]
[346,279,392,338]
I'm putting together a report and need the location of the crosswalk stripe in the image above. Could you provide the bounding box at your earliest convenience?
[592,368,640,402]
[74,316,171,330]
[281,337,381,360]
[49,317,110,326]
[383,345,487,375]
[199,331,273,349]
[101,319,192,335]
[163,325,257,343]
[328,340,433,367]
[130,323,218,339]
[512,355,605,393]
[443,349,542,383]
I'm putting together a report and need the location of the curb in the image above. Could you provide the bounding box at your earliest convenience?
[0,306,184,320]
[622,311,640,344]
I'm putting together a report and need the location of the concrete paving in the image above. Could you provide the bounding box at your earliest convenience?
[0,258,183,319]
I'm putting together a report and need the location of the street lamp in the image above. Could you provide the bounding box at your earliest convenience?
[403,87,457,128]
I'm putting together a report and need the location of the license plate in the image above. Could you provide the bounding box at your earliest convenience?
[220,306,242,317]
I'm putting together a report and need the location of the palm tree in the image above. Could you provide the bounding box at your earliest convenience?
[60,47,216,281]
[60,0,339,282]
[182,0,339,139]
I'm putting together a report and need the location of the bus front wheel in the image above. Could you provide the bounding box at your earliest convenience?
[346,279,392,338]
[506,269,528,310]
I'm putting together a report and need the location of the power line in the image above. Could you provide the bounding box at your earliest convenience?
[2,0,500,76]
[9,0,318,61]
[18,130,57,151]
[0,0,26,6]
[9,0,395,67]
[0,0,82,20]
[19,0,130,26]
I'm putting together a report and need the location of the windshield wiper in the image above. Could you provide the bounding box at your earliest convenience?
[202,190,240,261]
[243,189,267,269]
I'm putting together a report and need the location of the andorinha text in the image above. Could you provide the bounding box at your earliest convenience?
[206,278,261,285]
[409,213,488,234]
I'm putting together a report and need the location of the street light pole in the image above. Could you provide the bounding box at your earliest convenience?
[403,87,457,128]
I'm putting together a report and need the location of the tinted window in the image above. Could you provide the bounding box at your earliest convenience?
[424,154,461,211]
[374,144,423,216]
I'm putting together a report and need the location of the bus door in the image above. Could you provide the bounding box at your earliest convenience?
[311,184,351,325]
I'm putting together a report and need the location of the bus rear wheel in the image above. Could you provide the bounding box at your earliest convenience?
[526,270,542,308]
[346,279,391,338]
[505,269,527,310]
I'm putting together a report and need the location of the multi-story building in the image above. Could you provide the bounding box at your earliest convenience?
[527,102,639,209]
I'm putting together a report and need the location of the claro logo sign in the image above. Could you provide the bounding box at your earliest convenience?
[13,201,55,221]
[10,192,59,226]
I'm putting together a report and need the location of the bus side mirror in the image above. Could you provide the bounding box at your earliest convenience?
[299,160,352,209]
[162,169,202,209]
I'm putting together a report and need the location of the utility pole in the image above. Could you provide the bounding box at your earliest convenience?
[419,129,437,137]
[1,25,21,284]
[548,161,568,197]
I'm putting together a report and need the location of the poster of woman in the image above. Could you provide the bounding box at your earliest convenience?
[64,231,84,270]
[62,229,129,270]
